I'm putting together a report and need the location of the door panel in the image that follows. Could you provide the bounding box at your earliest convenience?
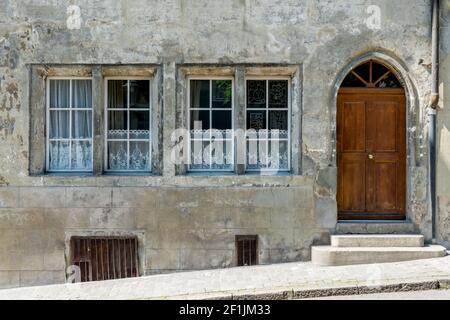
[337,90,406,220]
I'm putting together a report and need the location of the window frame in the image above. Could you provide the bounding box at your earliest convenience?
[187,76,235,173]
[244,76,291,173]
[104,76,153,173]
[45,76,94,173]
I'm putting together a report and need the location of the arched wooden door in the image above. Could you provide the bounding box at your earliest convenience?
[337,60,406,220]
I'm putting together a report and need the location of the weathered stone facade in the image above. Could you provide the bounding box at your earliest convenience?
[0,0,441,288]
[437,0,450,248]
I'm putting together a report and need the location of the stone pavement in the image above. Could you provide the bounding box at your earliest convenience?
[1,256,450,300]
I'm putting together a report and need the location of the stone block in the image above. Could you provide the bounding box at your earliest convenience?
[314,197,337,229]
[112,187,159,208]
[0,187,18,208]
[19,187,65,208]
[0,271,20,289]
[66,187,112,208]
[146,249,180,271]
[19,271,65,287]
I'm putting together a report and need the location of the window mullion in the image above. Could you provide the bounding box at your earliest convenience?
[266,80,269,169]
[209,80,212,169]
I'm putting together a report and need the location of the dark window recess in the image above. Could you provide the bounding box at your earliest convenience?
[236,235,258,266]
[70,237,139,282]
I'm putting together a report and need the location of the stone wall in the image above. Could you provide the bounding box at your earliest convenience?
[0,0,435,288]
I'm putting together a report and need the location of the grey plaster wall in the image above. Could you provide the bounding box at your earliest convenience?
[0,0,435,288]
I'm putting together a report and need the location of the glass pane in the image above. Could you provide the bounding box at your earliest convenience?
[247,80,266,109]
[49,110,70,139]
[72,80,92,108]
[212,80,232,108]
[108,111,128,139]
[247,140,267,170]
[211,140,233,170]
[372,62,390,83]
[269,110,288,139]
[268,140,288,170]
[108,80,127,109]
[129,80,150,109]
[190,110,210,134]
[190,80,210,108]
[72,111,92,139]
[190,140,210,170]
[247,110,266,130]
[49,80,70,108]
[48,141,70,170]
[212,110,232,131]
[108,141,128,170]
[129,111,150,139]
[341,72,366,87]
[129,141,150,171]
[376,73,402,88]
[354,62,370,83]
[268,80,288,108]
[71,141,92,170]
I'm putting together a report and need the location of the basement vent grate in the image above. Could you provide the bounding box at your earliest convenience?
[70,237,139,282]
[236,235,258,266]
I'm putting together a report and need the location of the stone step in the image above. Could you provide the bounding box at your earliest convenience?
[311,245,447,266]
[335,221,417,235]
[331,235,425,248]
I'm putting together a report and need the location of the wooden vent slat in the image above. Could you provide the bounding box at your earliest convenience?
[70,237,139,283]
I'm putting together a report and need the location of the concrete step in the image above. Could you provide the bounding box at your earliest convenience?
[311,245,447,266]
[331,235,425,248]
[335,221,417,235]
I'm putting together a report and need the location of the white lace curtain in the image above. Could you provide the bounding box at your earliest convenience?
[48,79,92,171]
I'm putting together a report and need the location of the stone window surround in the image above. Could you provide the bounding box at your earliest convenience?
[29,64,163,176]
[29,64,302,179]
[176,64,302,176]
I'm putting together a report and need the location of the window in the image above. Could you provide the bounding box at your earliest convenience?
[236,235,258,266]
[105,79,152,172]
[246,79,290,171]
[46,78,93,172]
[188,78,234,171]
[70,237,139,282]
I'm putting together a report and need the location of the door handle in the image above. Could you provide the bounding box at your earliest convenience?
[368,154,374,160]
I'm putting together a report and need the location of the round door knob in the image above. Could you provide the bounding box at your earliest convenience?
[368,154,374,160]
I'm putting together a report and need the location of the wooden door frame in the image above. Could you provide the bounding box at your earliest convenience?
[337,87,407,221]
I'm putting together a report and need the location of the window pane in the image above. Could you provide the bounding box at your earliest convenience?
[108,111,128,139]
[129,111,150,139]
[108,141,128,170]
[129,141,150,170]
[212,80,232,108]
[72,111,92,139]
[190,110,210,132]
[269,110,288,139]
[49,141,70,170]
[268,80,288,108]
[71,141,92,170]
[190,140,210,170]
[50,80,70,108]
[247,110,266,130]
[129,80,149,109]
[269,140,288,170]
[49,110,70,139]
[212,110,232,131]
[247,80,266,109]
[72,80,92,108]
[190,80,210,108]
[108,80,127,109]
[247,140,268,170]
[211,140,233,170]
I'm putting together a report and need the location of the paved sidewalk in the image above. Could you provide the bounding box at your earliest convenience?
[1,256,450,300]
